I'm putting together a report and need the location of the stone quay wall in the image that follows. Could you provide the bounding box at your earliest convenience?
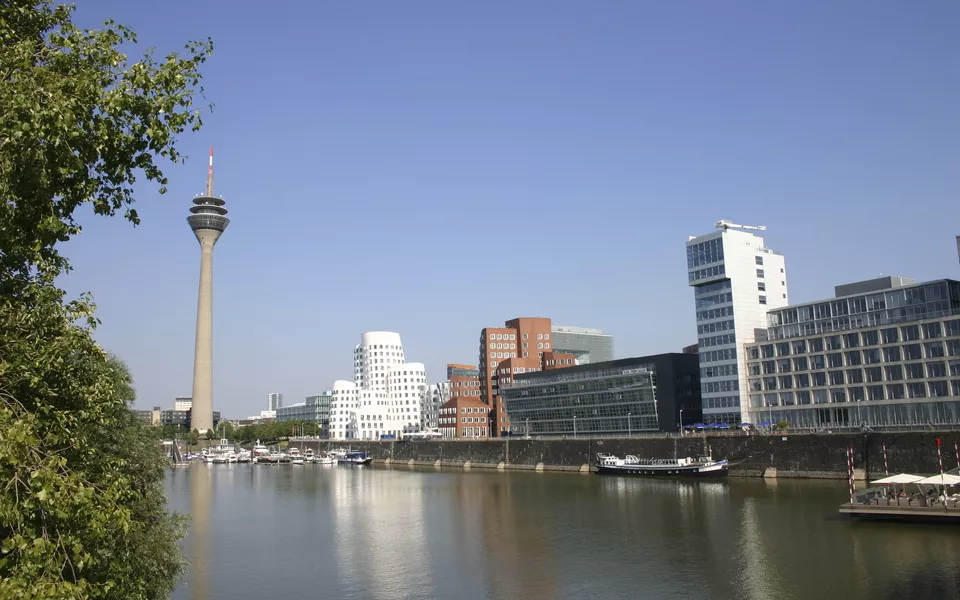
[294,432,960,479]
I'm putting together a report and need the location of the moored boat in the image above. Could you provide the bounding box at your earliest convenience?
[340,452,372,466]
[595,453,728,477]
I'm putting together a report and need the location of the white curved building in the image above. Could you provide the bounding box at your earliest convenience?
[329,380,359,440]
[330,332,428,440]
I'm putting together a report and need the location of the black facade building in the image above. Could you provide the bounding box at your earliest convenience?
[500,353,701,436]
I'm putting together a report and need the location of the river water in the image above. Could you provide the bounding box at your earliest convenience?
[166,465,960,600]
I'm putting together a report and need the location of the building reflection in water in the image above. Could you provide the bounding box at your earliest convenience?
[187,465,212,600]
[330,468,431,600]
[478,476,559,600]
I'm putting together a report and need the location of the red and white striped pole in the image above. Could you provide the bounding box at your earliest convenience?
[882,441,889,477]
[937,437,944,480]
[846,445,855,503]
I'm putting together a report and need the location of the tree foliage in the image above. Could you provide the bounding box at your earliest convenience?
[0,0,212,289]
[233,420,322,444]
[0,1,213,597]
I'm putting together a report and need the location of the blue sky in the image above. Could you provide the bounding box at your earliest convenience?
[63,1,960,416]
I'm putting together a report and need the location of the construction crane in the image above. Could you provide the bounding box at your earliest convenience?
[715,220,766,232]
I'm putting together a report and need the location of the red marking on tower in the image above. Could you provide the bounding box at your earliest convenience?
[205,146,215,196]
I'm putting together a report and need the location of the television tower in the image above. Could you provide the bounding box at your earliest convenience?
[187,147,229,434]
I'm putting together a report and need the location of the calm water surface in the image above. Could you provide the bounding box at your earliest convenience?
[167,465,960,600]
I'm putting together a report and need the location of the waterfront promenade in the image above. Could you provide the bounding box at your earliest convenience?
[283,431,960,479]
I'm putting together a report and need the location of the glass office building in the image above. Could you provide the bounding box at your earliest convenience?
[550,325,614,364]
[745,277,960,428]
[501,354,700,435]
[276,392,333,436]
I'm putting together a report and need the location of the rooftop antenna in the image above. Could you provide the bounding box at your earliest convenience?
[715,219,766,232]
[205,146,215,197]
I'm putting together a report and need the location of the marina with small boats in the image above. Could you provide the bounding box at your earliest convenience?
[166,438,371,467]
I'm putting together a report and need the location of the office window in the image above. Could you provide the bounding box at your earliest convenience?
[793,357,808,371]
[758,282,766,292]
[883,347,902,362]
[847,369,864,384]
[845,351,862,366]
[792,340,807,354]
[903,344,923,361]
[810,355,825,370]
[796,373,810,388]
[884,365,903,381]
[907,382,926,399]
[813,372,827,387]
[923,322,942,339]
[905,363,925,379]
[930,381,949,397]
[755,256,764,265]
[844,333,860,348]
[759,295,767,305]
[927,361,947,378]
[829,371,845,386]
[864,348,882,364]
[862,330,879,346]
[881,328,899,344]
[757,269,765,278]
[946,320,960,337]
[948,340,960,357]
[828,353,844,368]
[902,325,921,341]
[887,384,905,399]
[868,385,885,401]
[809,338,825,353]
[925,342,945,358]
[865,367,883,383]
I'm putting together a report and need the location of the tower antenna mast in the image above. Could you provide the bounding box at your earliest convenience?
[205,147,215,196]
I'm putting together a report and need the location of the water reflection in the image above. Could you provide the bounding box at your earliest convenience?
[188,466,211,600]
[166,467,960,600]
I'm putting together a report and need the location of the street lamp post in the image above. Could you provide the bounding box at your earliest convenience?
[679,409,684,434]
[627,412,631,437]
[573,415,577,438]
[526,418,530,436]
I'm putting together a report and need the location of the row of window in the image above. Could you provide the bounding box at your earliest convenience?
[689,264,725,282]
[751,361,960,391]
[752,343,960,376]
[751,380,960,406]
[700,333,737,348]
[751,321,960,359]
[697,306,734,322]
[703,395,740,409]
[702,364,738,378]
[700,348,737,363]
[698,319,735,335]
[687,238,724,269]
[767,282,953,325]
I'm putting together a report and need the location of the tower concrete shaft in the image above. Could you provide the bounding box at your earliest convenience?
[190,233,218,433]
[187,147,229,434]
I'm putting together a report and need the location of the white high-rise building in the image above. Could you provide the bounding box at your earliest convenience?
[686,221,789,424]
[329,331,428,440]
[267,393,283,412]
[420,382,448,431]
[174,396,193,412]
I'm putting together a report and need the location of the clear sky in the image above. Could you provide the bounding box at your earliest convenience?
[63,1,960,416]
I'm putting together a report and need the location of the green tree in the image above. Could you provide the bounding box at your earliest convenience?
[186,429,200,453]
[0,1,212,597]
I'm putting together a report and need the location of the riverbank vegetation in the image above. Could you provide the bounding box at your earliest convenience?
[0,1,212,597]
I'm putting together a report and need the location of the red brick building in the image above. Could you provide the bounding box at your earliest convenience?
[541,351,578,370]
[447,363,481,402]
[479,317,577,437]
[438,395,490,438]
